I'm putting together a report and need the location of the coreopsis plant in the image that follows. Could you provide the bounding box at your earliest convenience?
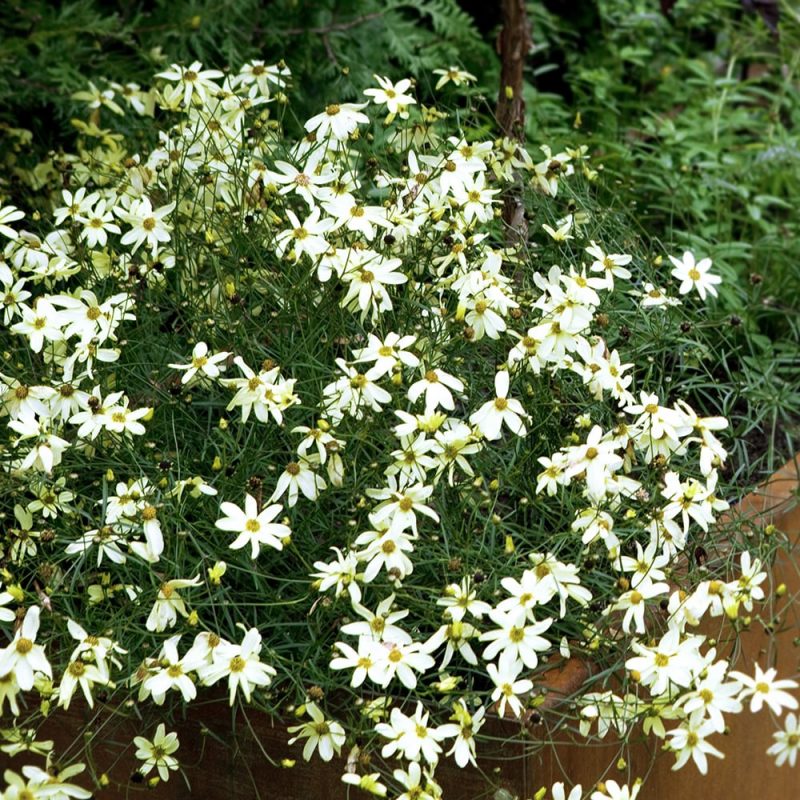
[0,59,796,799]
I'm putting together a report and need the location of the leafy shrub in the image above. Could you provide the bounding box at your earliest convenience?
[0,53,797,799]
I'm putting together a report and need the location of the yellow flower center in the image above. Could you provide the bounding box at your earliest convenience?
[16,638,33,654]
[350,374,367,389]
[370,617,385,633]
[68,661,86,677]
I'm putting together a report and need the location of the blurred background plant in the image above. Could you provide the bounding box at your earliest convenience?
[1,0,798,479]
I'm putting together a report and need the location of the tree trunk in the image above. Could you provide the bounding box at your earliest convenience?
[496,0,531,244]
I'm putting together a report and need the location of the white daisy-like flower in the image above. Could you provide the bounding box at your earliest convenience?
[270,458,326,507]
[287,702,346,762]
[0,606,52,691]
[487,650,533,718]
[57,658,109,710]
[446,700,485,767]
[134,723,180,781]
[767,712,800,767]
[408,368,465,413]
[730,663,799,716]
[469,370,528,440]
[479,608,552,668]
[305,102,369,140]
[351,332,419,378]
[275,206,335,262]
[0,582,17,623]
[197,627,277,705]
[215,494,289,558]
[432,66,477,90]
[0,205,25,239]
[11,299,64,353]
[363,75,416,122]
[668,251,722,300]
[375,702,457,764]
[169,341,230,385]
[552,783,583,800]
[117,197,175,255]
[666,712,724,774]
[591,779,642,800]
[145,576,201,632]
[156,60,224,107]
[585,241,632,287]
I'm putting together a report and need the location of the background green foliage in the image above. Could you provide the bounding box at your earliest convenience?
[525,0,800,475]
[1,0,798,475]
[0,0,495,146]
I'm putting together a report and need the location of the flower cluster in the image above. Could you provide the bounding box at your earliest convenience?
[0,59,794,800]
